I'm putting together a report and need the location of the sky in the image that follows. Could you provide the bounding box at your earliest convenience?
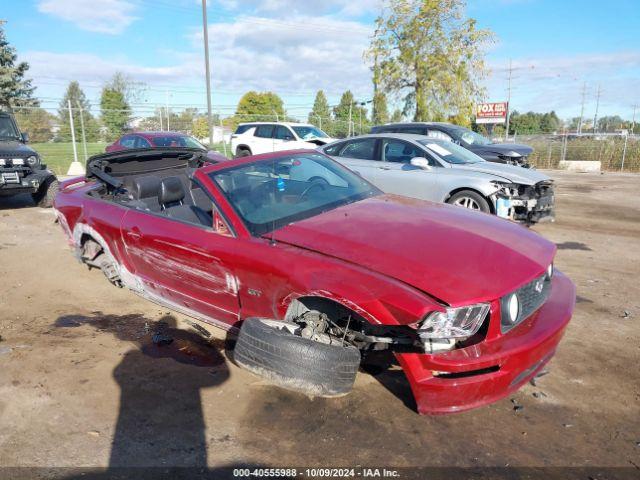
[2,0,640,122]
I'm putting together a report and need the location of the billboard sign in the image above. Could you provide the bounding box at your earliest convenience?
[476,102,508,124]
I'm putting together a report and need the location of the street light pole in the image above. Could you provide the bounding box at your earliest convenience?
[202,0,214,146]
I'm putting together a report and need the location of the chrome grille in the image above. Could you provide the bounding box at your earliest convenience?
[501,273,551,332]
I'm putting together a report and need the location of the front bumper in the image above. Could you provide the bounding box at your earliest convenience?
[493,188,555,225]
[396,271,576,415]
[0,168,52,196]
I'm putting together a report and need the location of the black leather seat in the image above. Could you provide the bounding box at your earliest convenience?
[130,175,162,211]
[158,177,212,226]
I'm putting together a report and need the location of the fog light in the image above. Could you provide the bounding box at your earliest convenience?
[505,293,520,324]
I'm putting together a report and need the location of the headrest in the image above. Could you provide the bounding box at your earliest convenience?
[132,176,161,199]
[159,177,185,205]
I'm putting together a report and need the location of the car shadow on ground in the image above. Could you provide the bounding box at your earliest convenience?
[54,312,231,471]
[0,192,37,210]
[360,350,418,412]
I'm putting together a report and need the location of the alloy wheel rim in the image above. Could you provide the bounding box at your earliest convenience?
[454,197,481,210]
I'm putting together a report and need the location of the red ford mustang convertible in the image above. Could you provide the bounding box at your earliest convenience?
[54,148,575,414]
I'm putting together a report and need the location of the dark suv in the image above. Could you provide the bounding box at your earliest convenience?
[371,122,534,168]
[0,110,58,207]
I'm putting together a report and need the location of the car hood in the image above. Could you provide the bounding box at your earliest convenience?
[272,195,555,306]
[302,137,335,146]
[0,140,37,157]
[453,162,550,185]
[474,142,534,157]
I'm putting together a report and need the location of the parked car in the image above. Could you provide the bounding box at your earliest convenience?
[0,110,58,207]
[320,133,554,225]
[106,131,228,163]
[231,122,335,158]
[54,147,575,415]
[371,122,534,167]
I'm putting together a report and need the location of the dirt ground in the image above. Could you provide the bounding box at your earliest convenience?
[0,171,639,476]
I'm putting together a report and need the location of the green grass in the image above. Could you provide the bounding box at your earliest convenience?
[31,142,233,176]
[31,142,107,176]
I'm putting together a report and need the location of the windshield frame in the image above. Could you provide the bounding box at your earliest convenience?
[208,153,381,237]
[0,115,21,140]
[418,138,486,165]
[453,127,493,146]
[291,125,330,140]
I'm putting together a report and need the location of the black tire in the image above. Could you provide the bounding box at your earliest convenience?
[236,148,252,158]
[32,177,59,208]
[234,317,361,397]
[447,189,491,213]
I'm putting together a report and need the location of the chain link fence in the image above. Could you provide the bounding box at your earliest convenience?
[504,133,640,172]
[10,106,640,176]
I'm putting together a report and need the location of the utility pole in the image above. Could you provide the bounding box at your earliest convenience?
[165,89,170,131]
[202,0,214,146]
[348,102,353,137]
[76,102,88,163]
[68,100,78,164]
[593,84,602,134]
[503,59,513,141]
[578,82,587,135]
[631,104,637,134]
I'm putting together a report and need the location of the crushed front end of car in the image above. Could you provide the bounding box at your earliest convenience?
[491,180,555,225]
[396,268,575,415]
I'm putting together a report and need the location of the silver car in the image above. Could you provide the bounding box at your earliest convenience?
[319,133,554,225]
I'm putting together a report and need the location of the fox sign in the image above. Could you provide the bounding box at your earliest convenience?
[476,102,509,124]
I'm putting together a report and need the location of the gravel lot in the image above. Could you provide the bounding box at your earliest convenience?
[0,171,638,476]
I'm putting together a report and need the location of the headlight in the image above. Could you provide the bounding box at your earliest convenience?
[419,303,490,339]
[503,151,522,158]
[0,159,4,166]
[491,181,520,198]
[26,156,39,166]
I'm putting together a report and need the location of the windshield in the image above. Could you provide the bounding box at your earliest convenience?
[153,135,206,149]
[291,126,329,140]
[210,153,379,236]
[418,139,485,165]
[455,128,493,146]
[0,116,20,139]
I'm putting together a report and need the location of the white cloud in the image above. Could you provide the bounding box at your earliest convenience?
[218,0,381,17]
[37,0,138,35]
[192,15,374,95]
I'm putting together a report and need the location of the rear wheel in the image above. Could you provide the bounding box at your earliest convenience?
[447,190,491,213]
[32,177,59,208]
[233,315,361,397]
[235,148,252,158]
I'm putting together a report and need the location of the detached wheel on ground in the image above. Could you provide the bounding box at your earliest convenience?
[447,190,491,213]
[233,317,361,397]
[32,176,59,208]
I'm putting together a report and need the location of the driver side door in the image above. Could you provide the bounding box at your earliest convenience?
[120,181,240,327]
[374,138,442,202]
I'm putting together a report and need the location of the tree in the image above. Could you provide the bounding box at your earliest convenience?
[372,91,389,125]
[540,111,561,133]
[390,109,404,123]
[235,91,285,123]
[100,73,133,141]
[308,90,331,129]
[14,108,55,142]
[57,81,100,142]
[367,0,493,124]
[333,91,355,138]
[0,24,37,107]
[192,116,210,140]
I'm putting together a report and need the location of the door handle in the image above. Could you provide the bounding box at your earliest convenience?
[378,166,391,170]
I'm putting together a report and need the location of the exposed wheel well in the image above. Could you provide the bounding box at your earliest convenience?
[285,296,368,325]
[445,187,494,214]
[235,145,251,155]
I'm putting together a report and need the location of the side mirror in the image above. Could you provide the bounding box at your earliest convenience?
[410,157,432,170]
[21,132,29,143]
